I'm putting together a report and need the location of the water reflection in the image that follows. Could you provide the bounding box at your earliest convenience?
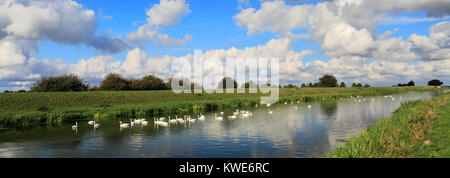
[319,101,338,119]
[0,90,447,158]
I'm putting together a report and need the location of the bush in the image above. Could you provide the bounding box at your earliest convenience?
[218,77,238,89]
[283,83,298,88]
[428,79,443,87]
[30,74,89,92]
[130,75,168,90]
[318,74,338,87]
[352,83,363,87]
[99,73,130,91]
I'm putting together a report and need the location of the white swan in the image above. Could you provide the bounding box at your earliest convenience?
[215,113,223,121]
[72,122,78,129]
[169,116,177,124]
[88,121,94,125]
[308,105,312,109]
[188,117,196,123]
[220,112,224,115]
[130,119,135,126]
[93,121,100,129]
[266,104,271,107]
[141,120,148,126]
[177,116,186,124]
[119,121,129,128]
[268,109,273,114]
[198,115,205,121]
[134,119,142,125]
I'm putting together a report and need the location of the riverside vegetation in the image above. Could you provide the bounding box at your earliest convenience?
[0,86,444,128]
[327,92,450,158]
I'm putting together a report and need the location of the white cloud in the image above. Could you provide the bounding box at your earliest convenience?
[0,38,27,67]
[0,0,128,72]
[0,0,127,53]
[145,0,190,27]
[127,0,192,46]
[234,0,450,60]
[322,23,374,57]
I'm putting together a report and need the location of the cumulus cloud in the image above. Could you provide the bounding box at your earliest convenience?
[1,0,449,90]
[0,0,128,80]
[234,0,450,61]
[127,0,192,46]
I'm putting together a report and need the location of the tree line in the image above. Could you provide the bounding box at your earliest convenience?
[29,73,169,92]
[2,73,444,92]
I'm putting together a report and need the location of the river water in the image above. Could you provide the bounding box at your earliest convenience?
[0,90,446,158]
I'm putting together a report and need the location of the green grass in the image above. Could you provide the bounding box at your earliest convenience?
[0,86,444,127]
[416,98,450,158]
[327,92,450,158]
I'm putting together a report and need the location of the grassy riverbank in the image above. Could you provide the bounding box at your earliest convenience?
[0,87,444,127]
[327,92,450,158]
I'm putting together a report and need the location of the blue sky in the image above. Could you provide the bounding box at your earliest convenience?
[36,0,446,63]
[1,0,449,90]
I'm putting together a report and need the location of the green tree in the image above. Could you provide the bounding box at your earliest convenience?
[318,74,338,87]
[284,83,297,88]
[218,77,238,89]
[130,75,168,90]
[308,82,313,87]
[30,74,89,92]
[363,84,371,88]
[99,73,130,91]
[242,80,257,88]
[428,79,443,87]
[301,83,306,88]
[340,82,346,87]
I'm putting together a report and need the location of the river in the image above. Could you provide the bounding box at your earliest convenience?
[0,90,446,158]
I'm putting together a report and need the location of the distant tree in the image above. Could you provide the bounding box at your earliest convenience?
[99,73,130,91]
[301,83,307,88]
[428,79,443,87]
[242,80,257,88]
[363,84,371,88]
[313,83,319,87]
[130,75,168,90]
[318,74,338,87]
[352,83,362,87]
[218,77,238,89]
[90,86,99,91]
[4,90,11,93]
[167,77,185,90]
[284,83,297,88]
[407,80,415,86]
[308,83,313,87]
[31,74,89,92]
[340,82,346,88]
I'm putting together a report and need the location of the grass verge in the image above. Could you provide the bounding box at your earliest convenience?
[326,92,450,158]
